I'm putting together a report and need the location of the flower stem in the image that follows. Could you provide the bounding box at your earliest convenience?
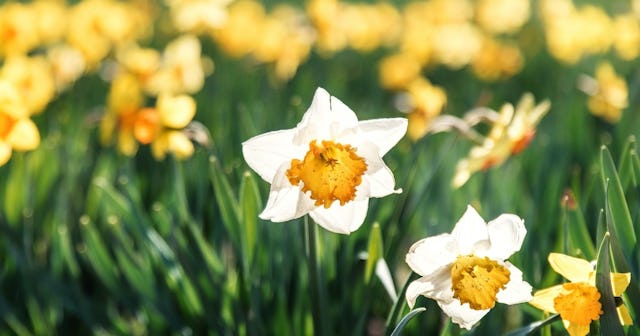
[305,216,329,336]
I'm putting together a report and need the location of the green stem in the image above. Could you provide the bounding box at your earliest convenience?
[305,216,328,336]
[385,271,418,335]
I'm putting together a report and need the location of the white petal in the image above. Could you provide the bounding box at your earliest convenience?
[405,268,453,307]
[405,234,457,276]
[451,205,489,255]
[496,262,533,305]
[242,128,302,183]
[259,165,315,222]
[309,198,369,234]
[484,214,527,260]
[437,299,490,330]
[357,141,401,197]
[294,87,359,143]
[357,118,408,156]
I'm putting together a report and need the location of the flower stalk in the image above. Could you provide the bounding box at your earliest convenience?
[305,216,329,336]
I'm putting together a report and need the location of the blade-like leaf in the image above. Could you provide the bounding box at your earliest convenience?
[390,307,427,336]
[209,156,241,241]
[594,233,624,336]
[365,223,383,284]
[600,146,636,256]
[617,136,636,189]
[239,171,262,271]
[563,190,596,260]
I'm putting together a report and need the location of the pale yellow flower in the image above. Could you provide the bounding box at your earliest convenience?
[472,37,524,81]
[1,56,56,115]
[529,253,632,336]
[475,0,530,35]
[581,62,628,123]
[378,53,421,90]
[0,3,39,57]
[145,35,206,95]
[169,0,232,33]
[396,78,447,141]
[46,45,87,92]
[453,93,550,188]
[116,44,161,85]
[148,94,197,160]
[612,14,640,61]
[0,80,40,166]
[211,0,265,57]
[32,0,68,46]
[431,23,482,69]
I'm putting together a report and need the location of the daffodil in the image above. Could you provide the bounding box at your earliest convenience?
[0,80,40,166]
[529,253,632,336]
[405,205,532,330]
[578,62,628,123]
[452,93,550,188]
[242,87,407,234]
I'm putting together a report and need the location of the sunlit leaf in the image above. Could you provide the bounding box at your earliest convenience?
[594,233,624,336]
[364,223,383,284]
[390,307,426,336]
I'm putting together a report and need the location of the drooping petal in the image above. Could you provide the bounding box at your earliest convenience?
[260,164,315,222]
[405,268,452,307]
[405,233,457,277]
[309,197,369,234]
[610,272,631,297]
[528,284,563,313]
[157,93,196,129]
[242,128,303,183]
[617,304,633,326]
[548,253,592,283]
[437,298,490,330]
[484,214,526,260]
[357,118,408,156]
[563,319,590,336]
[496,262,532,304]
[451,205,489,255]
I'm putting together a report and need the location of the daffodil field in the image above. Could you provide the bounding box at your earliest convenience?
[2,0,640,335]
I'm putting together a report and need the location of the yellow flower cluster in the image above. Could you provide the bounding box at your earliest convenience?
[540,0,640,63]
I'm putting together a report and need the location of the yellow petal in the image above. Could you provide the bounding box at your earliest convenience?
[563,319,590,336]
[617,304,633,326]
[548,253,592,283]
[0,142,12,166]
[118,132,138,157]
[157,94,196,129]
[166,131,194,159]
[610,272,631,297]
[8,119,40,151]
[529,284,563,313]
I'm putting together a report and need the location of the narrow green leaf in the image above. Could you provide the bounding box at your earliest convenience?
[187,221,225,275]
[632,150,640,188]
[594,234,624,336]
[93,177,137,225]
[239,171,262,269]
[600,146,636,256]
[364,223,383,284]
[503,314,560,336]
[563,190,596,260]
[617,136,636,189]
[3,154,25,227]
[390,307,426,336]
[114,249,156,300]
[80,217,119,290]
[209,156,241,240]
[386,272,419,334]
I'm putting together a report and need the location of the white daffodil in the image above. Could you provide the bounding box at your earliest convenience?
[242,87,407,234]
[405,205,532,330]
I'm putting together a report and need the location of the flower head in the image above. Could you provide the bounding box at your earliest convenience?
[242,87,407,234]
[405,205,532,330]
[0,80,40,166]
[529,253,632,336]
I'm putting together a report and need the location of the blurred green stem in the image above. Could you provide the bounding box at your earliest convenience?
[305,216,328,336]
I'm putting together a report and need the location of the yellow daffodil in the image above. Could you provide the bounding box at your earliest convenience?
[0,3,39,57]
[378,53,422,90]
[46,45,87,92]
[148,93,197,160]
[242,87,407,234]
[145,35,206,95]
[453,93,550,188]
[612,14,640,60]
[212,0,265,57]
[168,0,232,34]
[101,72,145,156]
[405,205,532,330]
[529,253,632,336]
[0,55,56,115]
[0,80,40,166]
[471,37,524,81]
[475,0,530,35]
[579,62,628,124]
[394,78,447,141]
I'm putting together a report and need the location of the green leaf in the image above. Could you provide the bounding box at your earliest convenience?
[3,154,26,227]
[209,156,241,241]
[239,171,262,271]
[79,216,119,291]
[562,190,596,260]
[364,223,383,284]
[386,272,419,333]
[600,146,636,256]
[503,314,560,336]
[617,136,636,189]
[390,307,426,336]
[594,233,624,336]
